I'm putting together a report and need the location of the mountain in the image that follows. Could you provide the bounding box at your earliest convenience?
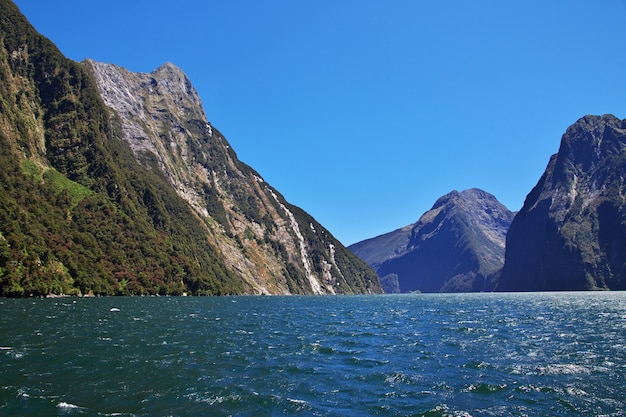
[350,189,514,293]
[0,0,381,296]
[498,115,626,291]
[348,225,413,271]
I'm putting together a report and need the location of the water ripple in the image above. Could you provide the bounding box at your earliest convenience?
[1,293,625,416]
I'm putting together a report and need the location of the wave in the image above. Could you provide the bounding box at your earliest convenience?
[56,401,86,413]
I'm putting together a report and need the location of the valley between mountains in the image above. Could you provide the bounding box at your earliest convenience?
[351,115,626,293]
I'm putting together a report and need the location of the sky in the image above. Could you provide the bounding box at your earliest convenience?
[13,1,626,246]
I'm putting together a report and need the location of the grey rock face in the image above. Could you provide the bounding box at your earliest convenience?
[352,189,513,293]
[86,60,208,214]
[87,60,381,295]
[498,115,626,291]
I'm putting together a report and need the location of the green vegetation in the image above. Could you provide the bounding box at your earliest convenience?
[0,0,244,296]
[42,167,94,206]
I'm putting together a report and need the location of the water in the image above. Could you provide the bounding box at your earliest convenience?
[1,293,625,416]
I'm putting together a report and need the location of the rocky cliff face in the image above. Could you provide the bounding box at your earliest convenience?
[0,0,380,296]
[352,189,513,293]
[85,61,211,217]
[498,115,626,291]
[85,60,380,295]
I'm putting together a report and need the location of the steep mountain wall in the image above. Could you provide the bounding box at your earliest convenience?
[0,0,380,296]
[83,61,381,295]
[0,0,242,296]
[498,115,626,291]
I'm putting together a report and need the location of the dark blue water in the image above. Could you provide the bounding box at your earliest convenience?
[1,293,625,416]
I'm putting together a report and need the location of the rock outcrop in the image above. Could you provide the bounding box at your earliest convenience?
[351,189,513,293]
[498,115,626,291]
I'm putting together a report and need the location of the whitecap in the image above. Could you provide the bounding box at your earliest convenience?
[110,308,120,312]
[286,397,311,411]
[566,386,588,396]
[384,371,410,385]
[57,401,84,411]
[539,364,591,375]
[287,398,308,404]
[58,402,77,408]
[9,350,24,359]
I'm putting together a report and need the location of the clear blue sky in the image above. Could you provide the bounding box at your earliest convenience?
[14,1,626,245]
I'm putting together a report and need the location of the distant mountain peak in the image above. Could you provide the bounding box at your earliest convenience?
[155,61,184,73]
[351,188,513,293]
[409,188,511,252]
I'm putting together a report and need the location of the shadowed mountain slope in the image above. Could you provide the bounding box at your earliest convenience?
[351,189,513,293]
[498,115,626,291]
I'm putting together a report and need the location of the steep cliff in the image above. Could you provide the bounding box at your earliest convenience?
[0,0,380,296]
[84,60,380,295]
[498,115,626,291]
[352,189,513,293]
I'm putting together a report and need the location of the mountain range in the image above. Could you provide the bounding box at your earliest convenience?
[0,0,381,296]
[352,114,626,292]
[3,0,626,296]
